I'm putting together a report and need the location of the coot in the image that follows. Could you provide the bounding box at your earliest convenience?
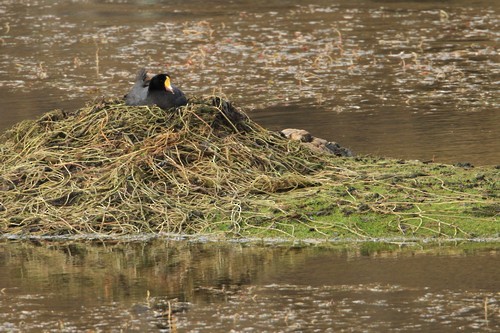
[125,68,187,110]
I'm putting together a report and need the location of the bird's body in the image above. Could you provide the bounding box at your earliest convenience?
[125,68,149,106]
[125,68,187,110]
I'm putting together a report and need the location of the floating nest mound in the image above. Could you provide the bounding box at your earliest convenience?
[1,96,498,238]
[0,97,328,235]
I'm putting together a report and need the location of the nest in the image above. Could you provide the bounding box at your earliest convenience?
[0,96,327,235]
[2,96,497,239]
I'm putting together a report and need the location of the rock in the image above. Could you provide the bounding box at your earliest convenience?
[311,137,328,146]
[280,128,353,157]
[324,141,354,157]
[280,128,313,142]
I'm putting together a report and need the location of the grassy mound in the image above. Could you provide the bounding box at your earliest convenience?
[0,97,323,235]
[0,97,498,239]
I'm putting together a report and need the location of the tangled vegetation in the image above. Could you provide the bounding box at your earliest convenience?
[0,97,498,239]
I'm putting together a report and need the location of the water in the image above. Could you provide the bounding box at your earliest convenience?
[0,239,499,332]
[0,2,499,330]
[0,0,499,165]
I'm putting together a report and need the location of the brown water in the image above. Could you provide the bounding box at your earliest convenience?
[1,2,499,329]
[0,0,499,165]
[0,239,499,332]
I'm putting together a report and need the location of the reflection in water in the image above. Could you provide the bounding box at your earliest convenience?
[0,240,499,332]
[0,0,498,165]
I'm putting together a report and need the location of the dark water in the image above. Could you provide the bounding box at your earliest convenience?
[0,0,498,165]
[0,239,499,332]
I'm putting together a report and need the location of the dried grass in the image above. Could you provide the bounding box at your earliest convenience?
[0,96,497,239]
[0,96,323,235]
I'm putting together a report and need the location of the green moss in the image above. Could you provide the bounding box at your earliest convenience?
[238,158,499,240]
[0,97,498,241]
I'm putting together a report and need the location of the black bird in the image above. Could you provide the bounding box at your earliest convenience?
[125,68,187,110]
[124,68,149,106]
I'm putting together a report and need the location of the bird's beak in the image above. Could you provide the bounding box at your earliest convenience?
[164,76,175,94]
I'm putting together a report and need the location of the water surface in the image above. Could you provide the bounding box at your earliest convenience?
[1,2,499,331]
[0,240,499,332]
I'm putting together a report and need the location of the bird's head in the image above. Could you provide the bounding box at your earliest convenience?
[149,73,175,94]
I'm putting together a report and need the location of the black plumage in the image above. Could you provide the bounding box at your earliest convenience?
[125,68,187,110]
